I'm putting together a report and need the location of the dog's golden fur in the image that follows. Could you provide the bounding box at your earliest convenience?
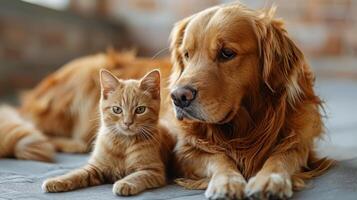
[168,3,333,199]
[0,2,332,199]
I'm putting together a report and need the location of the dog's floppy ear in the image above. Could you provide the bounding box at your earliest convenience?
[169,16,192,87]
[255,7,304,100]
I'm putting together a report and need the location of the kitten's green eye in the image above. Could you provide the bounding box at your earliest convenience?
[112,106,122,114]
[135,106,146,114]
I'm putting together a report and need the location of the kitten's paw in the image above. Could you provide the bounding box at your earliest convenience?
[205,174,246,200]
[42,178,72,193]
[113,181,140,196]
[245,173,293,200]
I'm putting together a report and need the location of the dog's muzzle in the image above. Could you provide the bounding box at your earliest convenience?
[170,86,197,108]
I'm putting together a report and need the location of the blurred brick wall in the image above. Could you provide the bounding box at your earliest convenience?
[70,0,224,55]
[70,0,357,57]
[1,0,356,99]
[262,0,357,57]
[0,0,128,98]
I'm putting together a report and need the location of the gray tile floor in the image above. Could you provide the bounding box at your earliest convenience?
[315,78,357,160]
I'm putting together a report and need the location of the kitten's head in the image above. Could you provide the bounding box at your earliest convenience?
[99,69,161,137]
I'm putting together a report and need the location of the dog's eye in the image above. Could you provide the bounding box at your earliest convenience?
[135,106,146,114]
[184,51,189,60]
[112,106,122,114]
[218,48,236,61]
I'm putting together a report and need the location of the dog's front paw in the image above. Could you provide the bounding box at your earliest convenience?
[42,178,72,193]
[205,173,246,200]
[245,173,293,200]
[113,180,140,196]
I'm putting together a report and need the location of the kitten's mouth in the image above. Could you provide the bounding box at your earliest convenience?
[115,126,136,136]
[122,126,131,131]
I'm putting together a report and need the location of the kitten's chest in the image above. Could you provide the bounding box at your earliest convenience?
[102,147,155,182]
[96,136,155,181]
[96,146,130,182]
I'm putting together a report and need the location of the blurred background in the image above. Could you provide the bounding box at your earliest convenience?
[0,0,356,157]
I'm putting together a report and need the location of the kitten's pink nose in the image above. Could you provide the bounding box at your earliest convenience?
[124,121,133,128]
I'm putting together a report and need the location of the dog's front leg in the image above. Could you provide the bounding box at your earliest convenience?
[245,148,307,200]
[204,154,246,200]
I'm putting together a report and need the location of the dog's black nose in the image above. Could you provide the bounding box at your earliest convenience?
[171,86,197,108]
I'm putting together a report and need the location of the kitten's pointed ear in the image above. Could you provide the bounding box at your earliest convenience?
[140,69,161,99]
[100,69,120,99]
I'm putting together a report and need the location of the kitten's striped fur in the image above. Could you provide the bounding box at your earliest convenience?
[42,69,174,196]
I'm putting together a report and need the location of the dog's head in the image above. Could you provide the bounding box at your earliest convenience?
[169,3,304,124]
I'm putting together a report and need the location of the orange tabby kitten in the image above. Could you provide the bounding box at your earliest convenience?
[42,69,174,196]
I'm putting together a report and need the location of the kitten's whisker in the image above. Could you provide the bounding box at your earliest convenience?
[108,126,121,135]
[142,131,151,141]
[140,128,151,141]
[140,128,150,139]
[89,117,101,122]
[140,130,151,142]
[141,127,161,146]
[151,47,169,60]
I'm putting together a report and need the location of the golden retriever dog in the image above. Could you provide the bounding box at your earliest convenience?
[0,2,332,200]
[168,3,333,200]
